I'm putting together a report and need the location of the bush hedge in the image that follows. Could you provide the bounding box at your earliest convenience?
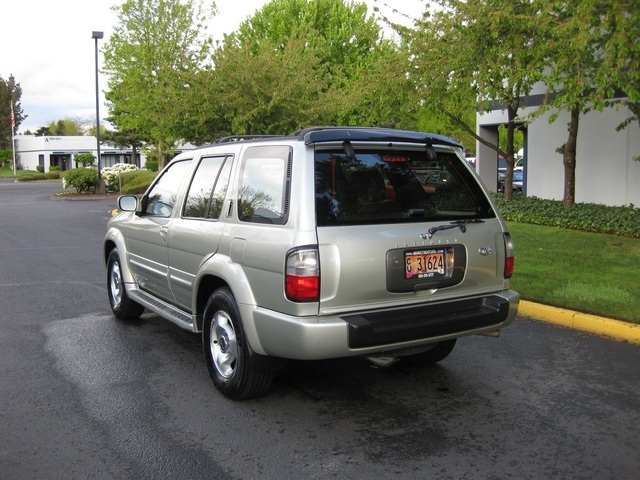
[63,168,99,193]
[101,163,140,192]
[17,173,46,182]
[493,193,640,238]
[120,170,157,194]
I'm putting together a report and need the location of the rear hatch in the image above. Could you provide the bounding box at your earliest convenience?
[314,143,508,315]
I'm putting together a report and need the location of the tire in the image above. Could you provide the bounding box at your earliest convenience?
[107,249,145,320]
[399,339,457,366]
[203,288,273,400]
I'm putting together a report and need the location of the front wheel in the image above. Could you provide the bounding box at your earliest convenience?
[399,339,457,366]
[107,249,144,320]
[203,288,273,400]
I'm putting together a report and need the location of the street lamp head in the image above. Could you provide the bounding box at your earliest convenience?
[92,31,104,40]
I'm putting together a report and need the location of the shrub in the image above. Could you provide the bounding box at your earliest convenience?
[74,153,95,168]
[493,193,640,238]
[144,159,159,172]
[45,171,61,180]
[63,168,99,193]
[121,170,157,194]
[36,165,44,173]
[101,163,139,192]
[50,166,62,171]
[18,173,46,182]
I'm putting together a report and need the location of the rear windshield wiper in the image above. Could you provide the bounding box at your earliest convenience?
[421,219,485,239]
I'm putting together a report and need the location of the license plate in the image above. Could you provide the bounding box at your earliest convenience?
[405,249,446,279]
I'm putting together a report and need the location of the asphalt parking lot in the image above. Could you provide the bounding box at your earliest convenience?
[1,180,639,480]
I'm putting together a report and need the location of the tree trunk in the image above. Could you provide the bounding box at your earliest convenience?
[503,103,518,201]
[563,106,580,206]
[157,144,166,170]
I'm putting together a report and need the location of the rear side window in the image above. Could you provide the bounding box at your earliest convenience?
[183,155,232,219]
[238,146,292,225]
[315,149,494,226]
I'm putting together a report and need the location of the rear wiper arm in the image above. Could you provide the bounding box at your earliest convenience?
[421,219,485,239]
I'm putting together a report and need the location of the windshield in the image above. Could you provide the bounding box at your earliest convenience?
[315,148,494,226]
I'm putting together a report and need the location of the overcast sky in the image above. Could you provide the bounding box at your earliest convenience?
[1,0,426,134]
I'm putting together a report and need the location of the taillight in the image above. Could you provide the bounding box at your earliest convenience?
[285,247,320,302]
[503,233,515,278]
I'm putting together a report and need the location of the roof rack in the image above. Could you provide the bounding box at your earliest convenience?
[215,135,283,144]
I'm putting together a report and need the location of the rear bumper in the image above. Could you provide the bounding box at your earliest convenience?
[249,290,519,360]
[344,294,513,348]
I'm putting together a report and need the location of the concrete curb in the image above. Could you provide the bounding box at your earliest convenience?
[519,300,640,345]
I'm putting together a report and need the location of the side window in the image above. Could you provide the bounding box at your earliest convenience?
[238,146,291,225]
[209,159,232,219]
[144,160,192,217]
[183,155,232,219]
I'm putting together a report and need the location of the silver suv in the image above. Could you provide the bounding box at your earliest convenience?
[104,127,519,399]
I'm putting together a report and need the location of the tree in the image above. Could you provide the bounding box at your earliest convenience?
[331,40,416,129]
[597,1,640,144]
[0,74,26,149]
[103,0,214,169]
[194,0,408,138]
[536,0,623,206]
[34,126,52,137]
[406,0,547,200]
[47,118,88,136]
[205,35,331,135]
[230,0,380,72]
[102,127,146,168]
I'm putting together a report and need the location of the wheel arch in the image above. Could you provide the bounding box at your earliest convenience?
[103,228,136,284]
[194,257,265,354]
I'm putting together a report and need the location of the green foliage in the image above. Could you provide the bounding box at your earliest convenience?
[63,168,99,193]
[406,0,546,200]
[74,153,95,167]
[103,0,214,168]
[120,170,157,194]
[144,159,159,172]
[493,193,640,238]
[206,35,331,135]
[232,0,380,71]
[182,0,408,139]
[1,149,14,168]
[45,171,61,180]
[332,41,415,128]
[17,173,46,182]
[49,165,61,171]
[46,118,88,136]
[36,165,44,173]
[0,74,25,149]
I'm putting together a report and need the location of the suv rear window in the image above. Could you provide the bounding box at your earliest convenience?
[315,149,494,226]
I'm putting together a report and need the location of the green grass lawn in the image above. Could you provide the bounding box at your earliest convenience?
[508,222,640,323]
[0,166,38,178]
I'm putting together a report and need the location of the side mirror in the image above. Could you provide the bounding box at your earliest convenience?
[118,195,139,212]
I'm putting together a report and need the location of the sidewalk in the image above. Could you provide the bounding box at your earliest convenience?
[519,300,640,345]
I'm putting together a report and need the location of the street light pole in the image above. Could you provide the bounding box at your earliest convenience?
[92,31,104,182]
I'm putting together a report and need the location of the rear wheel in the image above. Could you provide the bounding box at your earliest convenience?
[107,249,144,320]
[203,288,273,400]
[399,339,457,365]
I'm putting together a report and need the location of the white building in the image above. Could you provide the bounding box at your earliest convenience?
[15,135,145,173]
[476,85,640,207]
